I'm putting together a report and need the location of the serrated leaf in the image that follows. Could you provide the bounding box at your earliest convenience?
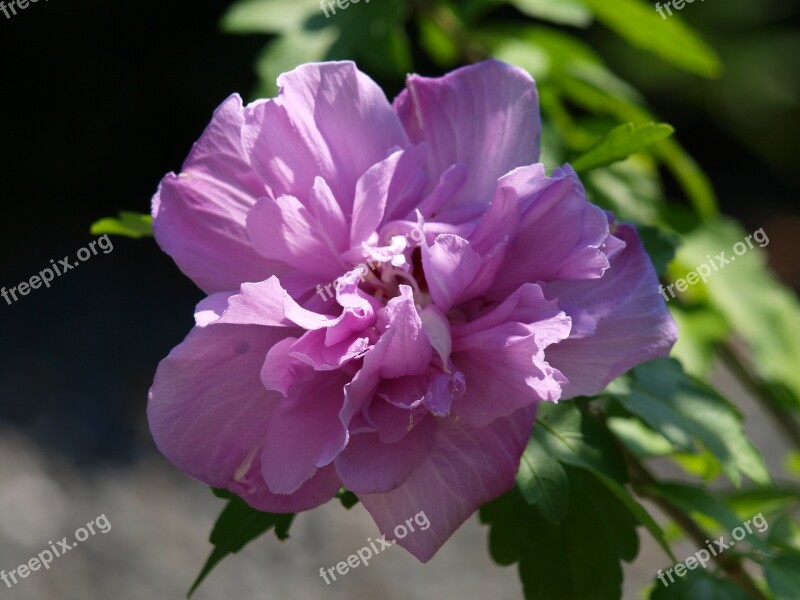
[90,211,153,239]
[593,471,675,562]
[571,122,674,172]
[481,467,639,600]
[609,359,771,487]
[189,491,294,597]
[533,404,674,559]
[516,432,569,523]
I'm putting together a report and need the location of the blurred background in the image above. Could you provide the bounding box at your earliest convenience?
[0,0,798,598]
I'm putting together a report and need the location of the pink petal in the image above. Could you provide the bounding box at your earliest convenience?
[148,324,282,487]
[450,284,572,425]
[194,277,331,330]
[488,165,613,299]
[152,95,284,293]
[247,194,348,278]
[393,59,541,211]
[544,224,678,398]
[243,62,408,209]
[422,233,505,313]
[379,288,432,378]
[261,370,351,495]
[335,417,436,493]
[358,405,536,562]
[231,458,342,514]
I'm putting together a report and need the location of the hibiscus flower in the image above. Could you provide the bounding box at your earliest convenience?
[148,59,676,561]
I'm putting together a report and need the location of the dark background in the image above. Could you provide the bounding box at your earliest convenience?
[0,0,798,485]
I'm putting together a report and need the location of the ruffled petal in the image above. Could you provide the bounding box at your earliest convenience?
[544,224,678,398]
[487,164,613,300]
[451,284,571,426]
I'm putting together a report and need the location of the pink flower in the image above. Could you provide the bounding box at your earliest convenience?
[148,60,676,561]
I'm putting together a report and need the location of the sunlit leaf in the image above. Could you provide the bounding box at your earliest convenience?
[609,359,771,487]
[90,211,153,239]
[571,122,674,172]
[577,0,722,78]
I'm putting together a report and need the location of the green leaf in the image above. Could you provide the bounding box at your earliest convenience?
[550,75,718,218]
[785,450,800,476]
[764,554,800,599]
[510,0,593,27]
[220,0,319,34]
[607,416,674,458]
[768,515,800,553]
[576,0,722,78]
[593,471,675,562]
[336,488,360,509]
[534,404,675,559]
[324,0,411,79]
[669,218,800,413]
[516,431,570,523]
[723,489,800,524]
[649,481,771,553]
[481,467,639,600]
[584,158,665,225]
[667,305,730,378]
[189,491,295,597]
[90,211,153,239]
[672,448,723,482]
[571,122,674,172]
[252,28,338,98]
[637,224,680,275]
[535,402,628,483]
[418,17,460,67]
[650,568,750,600]
[609,359,771,487]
